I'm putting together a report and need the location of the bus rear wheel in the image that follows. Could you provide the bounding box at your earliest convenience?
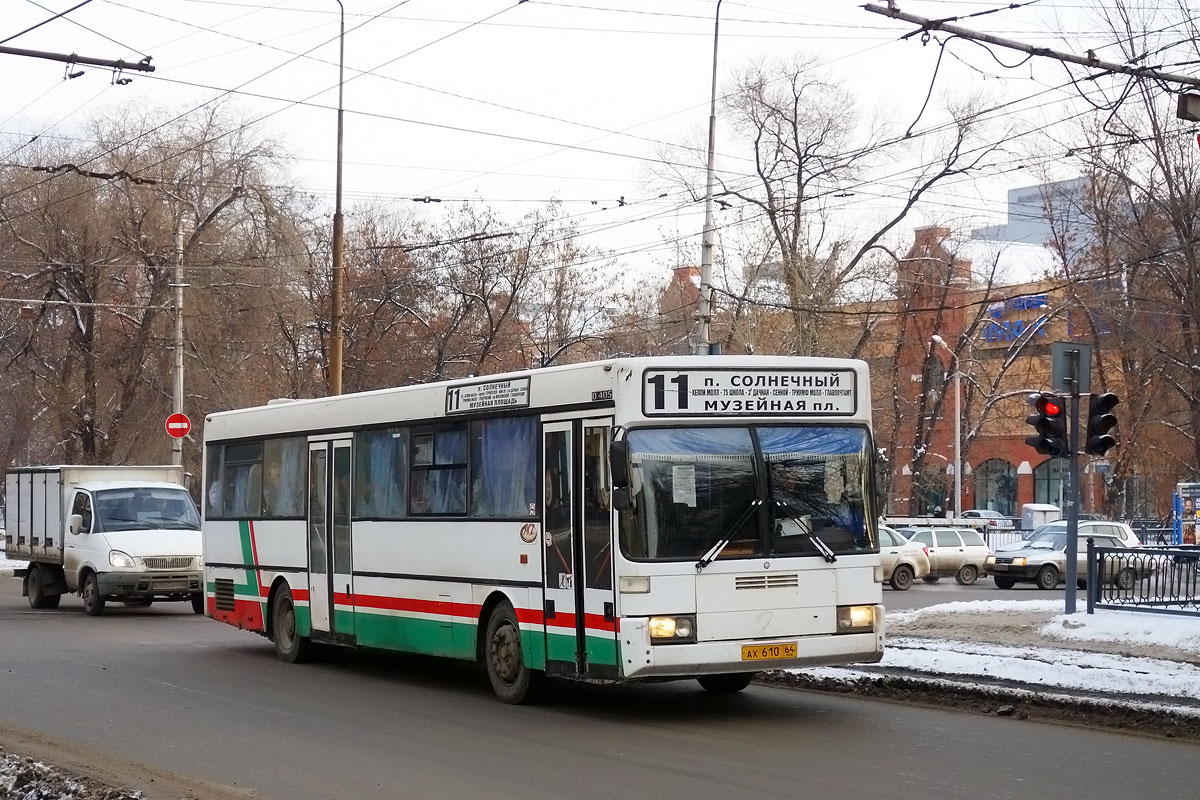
[272,587,315,664]
[485,603,543,704]
[697,673,757,693]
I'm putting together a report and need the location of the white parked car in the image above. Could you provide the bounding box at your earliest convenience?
[995,520,1141,553]
[903,527,993,585]
[878,525,930,591]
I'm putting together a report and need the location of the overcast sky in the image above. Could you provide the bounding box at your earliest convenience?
[0,1,1174,279]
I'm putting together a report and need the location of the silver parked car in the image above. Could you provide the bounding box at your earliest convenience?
[878,525,930,591]
[985,530,1145,590]
[904,527,992,585]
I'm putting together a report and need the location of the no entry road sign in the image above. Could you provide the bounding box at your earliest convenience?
[166,413,191,438]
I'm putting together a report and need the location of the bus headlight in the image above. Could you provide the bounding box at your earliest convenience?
[836,605,876,633]
[108,550,136,569]
[648,615,696,644]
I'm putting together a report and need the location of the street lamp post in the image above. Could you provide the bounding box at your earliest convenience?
[329,0,346,395]
[695,0,723,355]
[932,335,962,517]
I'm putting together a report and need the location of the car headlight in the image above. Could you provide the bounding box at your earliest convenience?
[108,550,136,569]
[836,605,876,633]
[985,555,995,566]
[648,615,696,644]
[1011,557,1026,566]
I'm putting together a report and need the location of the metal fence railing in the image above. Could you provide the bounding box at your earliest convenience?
[1088,542,1200,618]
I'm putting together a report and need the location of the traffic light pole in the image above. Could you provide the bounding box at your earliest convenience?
[1064,393,1081,613]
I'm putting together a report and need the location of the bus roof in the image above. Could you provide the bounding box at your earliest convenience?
[204,355,870,442]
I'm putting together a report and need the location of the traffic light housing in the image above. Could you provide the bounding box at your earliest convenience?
[1085,392,1119,456]
[1025,392,1068,457]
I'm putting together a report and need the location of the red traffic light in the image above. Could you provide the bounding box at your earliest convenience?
[1028,393,1063,417]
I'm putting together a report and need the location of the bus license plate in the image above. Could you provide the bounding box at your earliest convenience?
[741,643,797,661]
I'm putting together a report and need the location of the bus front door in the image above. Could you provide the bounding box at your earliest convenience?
[307,437,355,644]
[542,419,618,680]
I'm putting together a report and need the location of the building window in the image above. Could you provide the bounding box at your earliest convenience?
[974,459,1016,517]
[1033,458,1067,508]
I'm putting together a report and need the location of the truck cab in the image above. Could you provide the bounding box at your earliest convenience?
[61,482,204,615]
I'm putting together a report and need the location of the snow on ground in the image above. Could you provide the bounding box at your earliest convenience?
[793,599,1200,714]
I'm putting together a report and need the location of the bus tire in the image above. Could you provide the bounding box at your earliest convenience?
[485,603,542,704]
[272,587,315,664]
[697,673,757,693]
[82,572,105,617]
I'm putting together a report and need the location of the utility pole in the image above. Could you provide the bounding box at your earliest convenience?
[171,224,185,467]
[695,0,723,355]
[328,0,346,395]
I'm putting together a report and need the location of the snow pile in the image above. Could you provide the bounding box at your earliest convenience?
[0,748,149,800]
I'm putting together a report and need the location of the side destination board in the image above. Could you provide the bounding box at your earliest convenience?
[446,377,531,415]
[642,368,857,416]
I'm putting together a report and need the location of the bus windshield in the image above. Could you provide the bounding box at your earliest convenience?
[620,425,874,562]
[94,488,201,532]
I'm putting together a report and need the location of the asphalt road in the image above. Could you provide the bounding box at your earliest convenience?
[1,577,1196,800]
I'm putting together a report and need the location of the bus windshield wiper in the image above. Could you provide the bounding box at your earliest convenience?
[773,499,838,563]
[696,498,762,572]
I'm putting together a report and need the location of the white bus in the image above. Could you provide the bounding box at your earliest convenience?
[201,356,883,703]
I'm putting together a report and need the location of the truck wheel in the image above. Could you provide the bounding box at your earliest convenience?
[1035,565,1059,591]
[191,592,206,615]
[889,564,914,591]
[81,573,106,616]
[485,602,543,704]
[272,587,315,664]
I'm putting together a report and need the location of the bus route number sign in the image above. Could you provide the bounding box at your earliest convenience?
[642,368,857,417]
[446,377,531,415]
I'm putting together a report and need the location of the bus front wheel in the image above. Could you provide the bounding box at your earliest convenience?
[272,587,315,664]
[485,603,543,704]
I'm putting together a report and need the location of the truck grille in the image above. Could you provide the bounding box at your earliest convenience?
[735,573,799,590]
[143,556,194,570]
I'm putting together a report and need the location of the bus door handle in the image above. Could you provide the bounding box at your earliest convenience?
[545,599,555,619]
[603,601,614,622]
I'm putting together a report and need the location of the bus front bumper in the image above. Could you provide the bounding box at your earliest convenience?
[619,622,884,680]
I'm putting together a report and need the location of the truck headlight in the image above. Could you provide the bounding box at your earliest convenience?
[648,615,696,644]
[109,550,136,569]
[836,605,876,633]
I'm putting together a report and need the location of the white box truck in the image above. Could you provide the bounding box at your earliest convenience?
[3,465,204,616]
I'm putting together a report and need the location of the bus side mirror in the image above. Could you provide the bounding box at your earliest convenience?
[612,487,633,512]
[609,440,629,488]
[69,514,83,535]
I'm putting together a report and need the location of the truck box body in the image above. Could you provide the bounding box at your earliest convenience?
[4,465,204,615]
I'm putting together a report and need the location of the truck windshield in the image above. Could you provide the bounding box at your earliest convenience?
[618,425,875,562]
[94,488,201,532]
